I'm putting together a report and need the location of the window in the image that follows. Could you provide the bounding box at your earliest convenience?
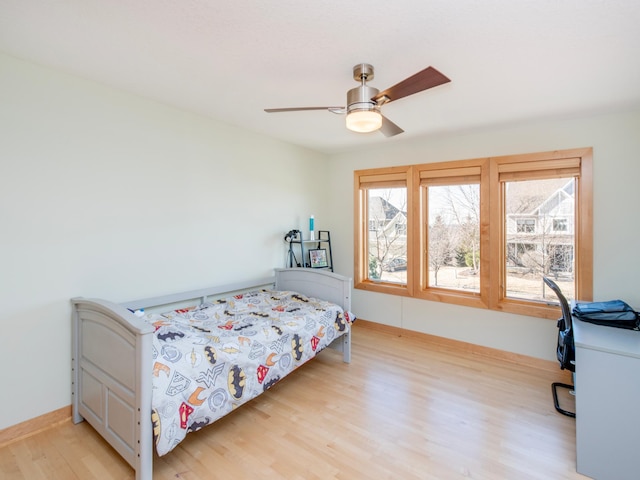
[553,218,568,231]
[354,166,411,292]
[505,177,576,301]
[516,218,536,233]
[354,148,593,319]
[424,167,483,296]
[367,187,408,284]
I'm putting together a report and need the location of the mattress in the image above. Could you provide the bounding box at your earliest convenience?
[143,289,353,455]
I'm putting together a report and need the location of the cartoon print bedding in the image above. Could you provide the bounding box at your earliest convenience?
[143,289,353,456]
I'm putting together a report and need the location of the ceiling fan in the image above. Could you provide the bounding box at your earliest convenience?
[264,63,451,137]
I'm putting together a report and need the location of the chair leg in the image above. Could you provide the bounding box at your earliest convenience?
[552,382,575,418]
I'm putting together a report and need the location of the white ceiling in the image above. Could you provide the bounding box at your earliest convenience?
[1,1,639,154]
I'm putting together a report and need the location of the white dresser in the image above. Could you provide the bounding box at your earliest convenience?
[573,317,640,480]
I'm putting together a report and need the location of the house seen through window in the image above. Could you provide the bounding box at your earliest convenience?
[427,184,480,293]
[505,178,576,300]
[366,188,407,283]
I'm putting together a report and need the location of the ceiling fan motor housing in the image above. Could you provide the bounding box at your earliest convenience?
[348,63,379,114]
[346,84,380,114]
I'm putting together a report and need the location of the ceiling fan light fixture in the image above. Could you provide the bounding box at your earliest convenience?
[346,109,382,133]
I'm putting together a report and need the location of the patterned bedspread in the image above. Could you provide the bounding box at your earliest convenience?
[142,289,353,456]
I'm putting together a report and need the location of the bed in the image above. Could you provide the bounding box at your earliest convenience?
[71,268,353,480]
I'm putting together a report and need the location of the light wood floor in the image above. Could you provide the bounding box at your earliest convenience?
[0,322,587,480]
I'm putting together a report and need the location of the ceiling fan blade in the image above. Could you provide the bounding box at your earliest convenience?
[264,106,343,113]
[379,114,404,137]
[373,66,450,104]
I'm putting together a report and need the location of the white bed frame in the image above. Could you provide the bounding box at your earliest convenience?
[71,268,351,480]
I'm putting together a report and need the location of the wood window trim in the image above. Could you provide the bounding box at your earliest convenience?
[489,148,593,318]
[354,147,593,320]
[354,165,414,297]
[414,157,490,310]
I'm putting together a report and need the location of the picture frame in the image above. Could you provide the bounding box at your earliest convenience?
[309,248,328,268]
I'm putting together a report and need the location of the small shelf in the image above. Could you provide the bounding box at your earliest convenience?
[285,230,333,271]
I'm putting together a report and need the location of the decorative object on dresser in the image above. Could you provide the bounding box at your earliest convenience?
[309,248,328,268]
[285,229,333,271]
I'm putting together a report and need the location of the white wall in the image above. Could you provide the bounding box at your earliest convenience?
[327,109,640,361]
[3,48,639,431]
[0,52,330,430]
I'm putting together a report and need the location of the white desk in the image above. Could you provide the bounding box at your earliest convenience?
[573,317,640,480]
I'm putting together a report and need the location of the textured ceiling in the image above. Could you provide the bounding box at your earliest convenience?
[1,0,639,154]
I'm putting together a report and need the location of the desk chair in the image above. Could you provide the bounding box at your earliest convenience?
[543,276,576,418]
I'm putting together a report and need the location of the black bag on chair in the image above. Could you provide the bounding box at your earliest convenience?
[572,300,640,330]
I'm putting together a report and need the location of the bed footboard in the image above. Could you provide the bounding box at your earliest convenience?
[71,298,154,480]
[275,268,352,363]
[274,268,351,312]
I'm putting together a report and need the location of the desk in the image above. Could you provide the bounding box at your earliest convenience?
[573,317,640,480]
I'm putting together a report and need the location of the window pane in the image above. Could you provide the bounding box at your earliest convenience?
[427,184,480,292]
[504,177,576,301]
[367,188,407,284]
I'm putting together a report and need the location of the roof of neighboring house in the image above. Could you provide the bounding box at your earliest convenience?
[505,179,574,215]
[369,196,406,222]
